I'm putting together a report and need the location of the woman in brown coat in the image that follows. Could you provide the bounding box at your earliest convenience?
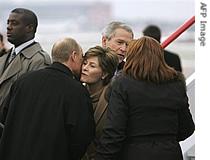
[80,46,118,160]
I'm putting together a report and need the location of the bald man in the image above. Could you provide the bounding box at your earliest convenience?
[0,38,95,160]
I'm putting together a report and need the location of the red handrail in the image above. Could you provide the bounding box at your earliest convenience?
[161,16,195,49]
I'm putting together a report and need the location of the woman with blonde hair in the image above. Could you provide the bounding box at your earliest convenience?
[95,36,195,160]
[80,46,118,160]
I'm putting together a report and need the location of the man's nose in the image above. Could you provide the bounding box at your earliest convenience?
[120,43,127,51]
[7,23,12,31]
[82,64,88,71]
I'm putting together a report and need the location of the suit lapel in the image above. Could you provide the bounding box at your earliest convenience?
[0,54,9,76]
[0,55,21,84]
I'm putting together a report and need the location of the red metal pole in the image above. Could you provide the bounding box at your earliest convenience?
[161,16,195,49]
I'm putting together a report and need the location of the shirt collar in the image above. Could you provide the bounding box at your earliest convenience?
[13,39,35,55]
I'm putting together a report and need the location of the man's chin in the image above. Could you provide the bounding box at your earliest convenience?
[7,37,15,44]
[118,57,124,63]
[118,59,122,64]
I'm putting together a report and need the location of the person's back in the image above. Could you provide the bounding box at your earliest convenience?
[142,25,182,72]
[104,72,193,160]
[114,72,192,140]
[0,38,95,160]
[0,8,51,112]
[0,66,91,159]
[95,37,194,160]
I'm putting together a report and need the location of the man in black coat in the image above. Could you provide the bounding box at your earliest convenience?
[143,25,182,72]
[0,38,95,160]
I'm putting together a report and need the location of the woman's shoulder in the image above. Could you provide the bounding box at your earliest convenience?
[174,71,187,90]
[170,72,186,87]
[175,72,185,82]
[112,71,128,84]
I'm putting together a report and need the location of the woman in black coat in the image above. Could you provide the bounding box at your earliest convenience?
[95,36,195,160]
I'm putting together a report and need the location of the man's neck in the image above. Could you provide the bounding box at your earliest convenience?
[13,39,35,54]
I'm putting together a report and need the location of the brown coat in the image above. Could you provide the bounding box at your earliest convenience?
[0,42,51,111]
[83,84,110,160]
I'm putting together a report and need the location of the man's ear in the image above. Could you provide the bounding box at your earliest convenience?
[102,36,107,48]
[26,24,34,33]
[71,51,77,62]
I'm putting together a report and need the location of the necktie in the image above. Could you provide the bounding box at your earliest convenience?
[3,50,16,71]
[8,50,16,63]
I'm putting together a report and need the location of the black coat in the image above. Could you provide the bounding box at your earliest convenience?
[0,62,95,160]
[164,50,182,72]
[95,73,194,160]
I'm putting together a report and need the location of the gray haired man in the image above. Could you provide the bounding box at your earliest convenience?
[101,21,134,71]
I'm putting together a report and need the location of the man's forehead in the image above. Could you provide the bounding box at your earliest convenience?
[111,29,133,40]
[79,47,84,56]
[8,12,24,20]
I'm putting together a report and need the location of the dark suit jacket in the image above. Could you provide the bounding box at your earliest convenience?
[117,61,125,71]
[164,50,182,72]
[95,72,194,160]
[0,62,95,160]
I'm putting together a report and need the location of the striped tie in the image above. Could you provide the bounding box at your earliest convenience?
[8,50,16,63]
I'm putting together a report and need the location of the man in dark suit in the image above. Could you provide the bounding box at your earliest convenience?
[143,25,182,72]
[0,8,51,112]
[0,38,95,160]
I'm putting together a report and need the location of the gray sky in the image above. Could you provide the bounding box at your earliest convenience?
[7,0,194,21]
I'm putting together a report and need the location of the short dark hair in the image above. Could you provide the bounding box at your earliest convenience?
[11,8,38,33]
[143,25,161,42]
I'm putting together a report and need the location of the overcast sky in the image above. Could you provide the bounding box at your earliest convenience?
[6,0,194,21]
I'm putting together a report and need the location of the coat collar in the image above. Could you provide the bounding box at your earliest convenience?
[21,42,42,59]
[13,39,35,55]
[94,84,109,125]
[0,43,43,84]
[48,62,77,79]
